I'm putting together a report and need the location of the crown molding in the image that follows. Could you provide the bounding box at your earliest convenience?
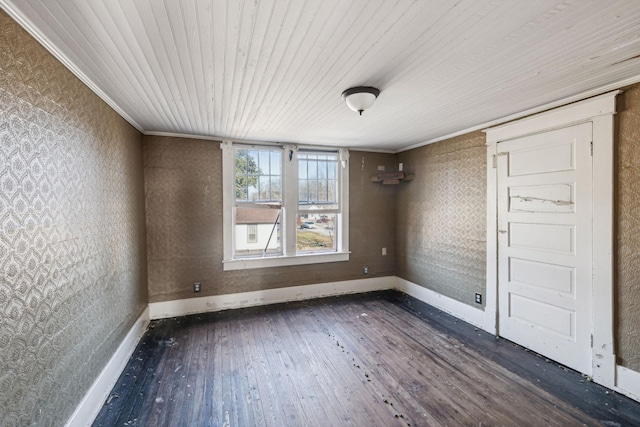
[0,0,145,133]
[397,74,640,153]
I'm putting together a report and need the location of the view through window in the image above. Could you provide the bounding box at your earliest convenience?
[297,152,339,252]
[234,147,282,257]
[222,141,349,269]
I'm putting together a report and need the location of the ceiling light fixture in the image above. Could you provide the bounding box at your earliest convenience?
[342,86,380,115]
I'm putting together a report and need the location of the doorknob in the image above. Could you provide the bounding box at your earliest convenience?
[498,229,507,234]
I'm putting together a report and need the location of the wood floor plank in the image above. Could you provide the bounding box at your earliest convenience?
[211,318,227,426]
[179,320,207,424]
[286,302,389,426]
[279,305,369,426]
[93,291,640,426]
[241,314,279,426]
[150,320,189,426]
[310,301,420,426]
[268,310,338,426]
[383,292,640,426]
[255,310,311,425]
[298,302,403,425]
[350,297,598,425]
[118,331,168,424]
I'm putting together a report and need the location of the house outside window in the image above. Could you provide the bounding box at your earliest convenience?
[221,141,349,270]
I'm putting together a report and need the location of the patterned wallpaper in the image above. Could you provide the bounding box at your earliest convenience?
[144,136,396,302]
[616,83,640,371]
[395,132,487,306]
[0,10,147,426]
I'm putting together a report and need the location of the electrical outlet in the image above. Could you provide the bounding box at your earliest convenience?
[378,165,385,171]
[475,292,482,304]
[382,247,387,256]
[363,266,368,275]
[399,162,403,172]
[193,282,201,293]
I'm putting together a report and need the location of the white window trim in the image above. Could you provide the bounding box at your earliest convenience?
[221,141,350,270]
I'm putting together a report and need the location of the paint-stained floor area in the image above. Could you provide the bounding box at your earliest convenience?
[93,291,640,426]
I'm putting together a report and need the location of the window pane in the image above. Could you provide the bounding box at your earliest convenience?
[298,152,339,210]
[327,180,337,202]
[318,162,327,179]
[271,176,281,200]
[299,180,308,203]
[328,164,336,179]
[271,151,281,175]
[309,180,318,201]
[308,161,318,179]
[259,151,271,175]
[247,183,259,201]
[235,206,282,257]
[296,214,336,252]
[235,147,281,202]
[258,176,267,199]
[318,180,327,202]
[299,160,307,179]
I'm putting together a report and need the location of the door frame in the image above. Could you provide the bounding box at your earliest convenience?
[484,90,619,387]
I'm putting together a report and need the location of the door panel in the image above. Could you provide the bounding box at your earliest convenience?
[508,140,574,176]
[497,122,593,375]
[509,294,574,338]
[509,223,574,253]
[509,258,574,294]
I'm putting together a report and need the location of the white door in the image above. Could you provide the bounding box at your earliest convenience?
[497,122,593,375]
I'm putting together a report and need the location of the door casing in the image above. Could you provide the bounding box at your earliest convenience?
[484,90,618,387]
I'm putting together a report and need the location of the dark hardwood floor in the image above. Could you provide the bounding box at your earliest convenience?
[93,291,640,426]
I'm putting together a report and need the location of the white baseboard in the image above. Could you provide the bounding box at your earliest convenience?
[65,307,150,427]
[615,365,640,403]
[148,276,395,319]
[394,278,485,329]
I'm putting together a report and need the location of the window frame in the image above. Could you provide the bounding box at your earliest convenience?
[221,141,350,270]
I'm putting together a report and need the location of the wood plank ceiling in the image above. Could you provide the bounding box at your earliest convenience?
[3,0,640,151]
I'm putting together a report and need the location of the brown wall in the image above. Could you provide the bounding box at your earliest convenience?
[616,83,640,371]
[395,132,487,306]
[0,10,148,426]
[143,136,395,302]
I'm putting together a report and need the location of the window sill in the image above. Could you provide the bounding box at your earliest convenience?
[222,251,350,271]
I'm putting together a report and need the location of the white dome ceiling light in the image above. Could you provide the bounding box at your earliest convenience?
[341,86,380,115]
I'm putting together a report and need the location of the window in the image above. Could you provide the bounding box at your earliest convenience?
[233,146,283,258]
[221,141,349,270]
[247,224,258,243]
[297,152,339,252]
